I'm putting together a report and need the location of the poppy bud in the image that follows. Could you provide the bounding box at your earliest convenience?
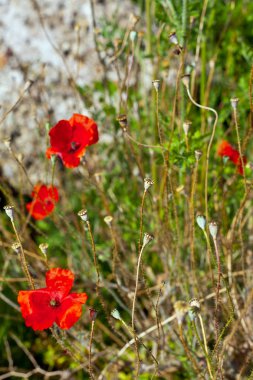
[181,74,190,88]
[104,215,113,226]
[144,177,154,191]
[195,150,202,161]
[143,233,154,247]
[111,308,121,320]
[117,114,128,131]
[183,120,192,136]
[12,242,21,254]
[209,221,218,239]
[89,308,98,321]
[3,205,15,221]
[152,79,160,92]
[230,98,239,110]
[78,209,88,222]
[169,32,178,45]
[196,214,206,230]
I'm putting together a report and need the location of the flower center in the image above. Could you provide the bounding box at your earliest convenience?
[69,141,81,153]
[50,299,60,307]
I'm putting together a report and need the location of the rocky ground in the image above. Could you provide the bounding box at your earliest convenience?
[0,0,135,190]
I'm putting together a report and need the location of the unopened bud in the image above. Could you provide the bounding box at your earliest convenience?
[195,150,202,161]
[89,308,98,321]
[169,32,178,45]
[196,214,206,230]
[111,308,121,320]
[152,79,160,92]
[209,221,218,239]
[78,209,88,222]
[183,120,192,136]
[144,177,154,191]
[181,74,190,88]
[104,215,113,226]
[143,233,154,247]
[3,205,14,221]
[117,114,128,131]
[230,98,239,110]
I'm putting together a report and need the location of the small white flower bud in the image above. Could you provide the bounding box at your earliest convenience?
[181,74,190,88]
[183,120,192,136]
[169,32,178,45]
[144,178,154,191]
[196,215,206,230]
[3,205,15,221]
[111,308,121,320]
[143,233,154,247]
[78,209,88,222]
[209,221,218,239]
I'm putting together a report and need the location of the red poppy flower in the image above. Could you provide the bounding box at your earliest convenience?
[46,114,99,168]
[217,140,247,174]
[26,184,59,220]
[18,268,88,330]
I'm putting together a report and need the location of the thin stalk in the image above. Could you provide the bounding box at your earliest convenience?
[185,86,218,221]
[88,320,95,380]
[11,220,35,290]
[232,107,247,190]
[198,314,214,379]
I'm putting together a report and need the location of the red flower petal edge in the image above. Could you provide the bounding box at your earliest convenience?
[26,184,59,220]
[18,268,88,331]
[46,114,99,168]
[217,140,247,175]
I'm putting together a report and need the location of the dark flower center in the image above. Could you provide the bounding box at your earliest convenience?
[50,299,60,307]
[69,141,81,153]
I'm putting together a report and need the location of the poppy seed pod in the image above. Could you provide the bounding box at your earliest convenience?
[104,215,113,226]
[144,177,154,191]
[209,221,218,239]
[143,233,154,247]
[196,214,206,230]
[195,150,202,161]
[183,120,192,136]
[111,308,121,320]
[230,98,239,109]
[169,32,178,45]
[181,74,190,88]
[189,298,200,312]
[12,242,21,254]
[152,79,160,92]
[78,209,88,222]
[117,114,128,131]
[3,205,15,221]
[129,30,137,42]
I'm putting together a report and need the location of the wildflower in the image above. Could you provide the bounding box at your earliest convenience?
[18,268,88,330]
[217,140,246,175]
[26,184,59,220]
[46,114,99,168]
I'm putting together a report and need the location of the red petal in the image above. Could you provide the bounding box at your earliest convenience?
[61,152,81,168]
[26,200,48,220]
[69,113,99,147]
[68,292,88,304]
[49,120,73,151]
[46,268,74,298]
[18,289,56,331]
[55,297,83,329]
